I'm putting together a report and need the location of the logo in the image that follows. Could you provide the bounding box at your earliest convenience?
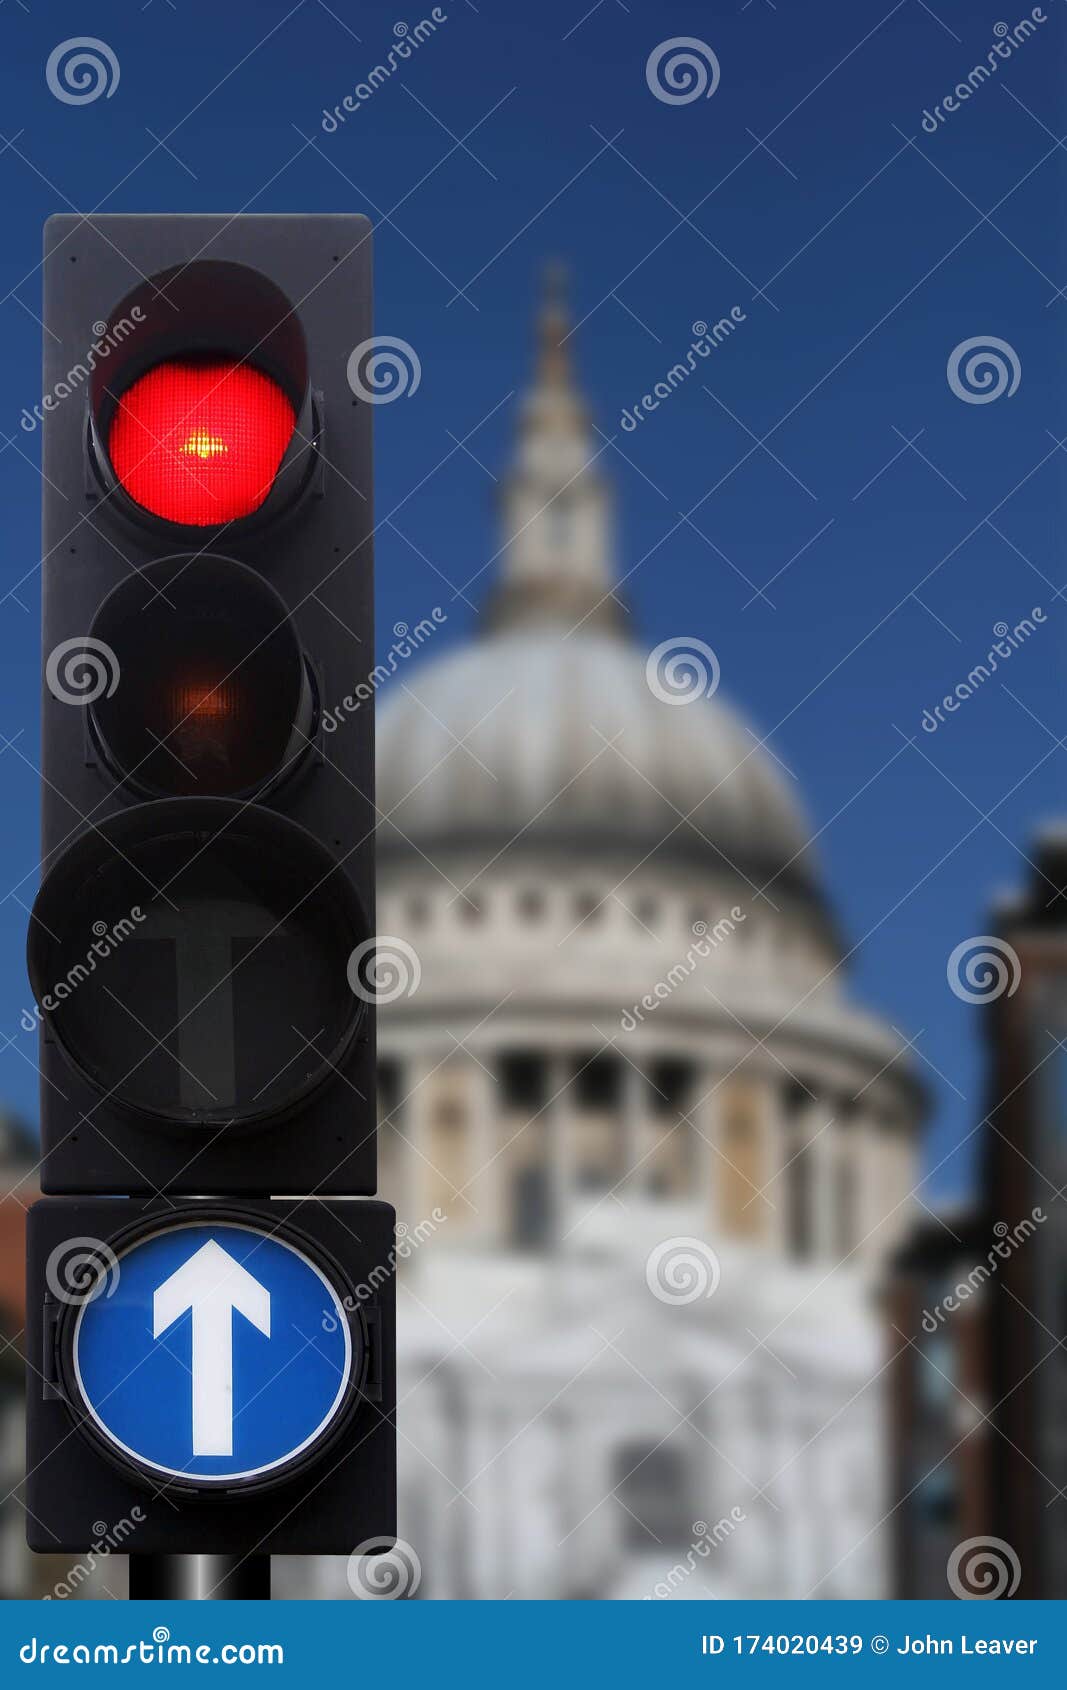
[45,637,120,706]
[646,38,720,106]
[347,1536,422,1598]
[46,38,120,106]
[347,936,422,1004]
[645,637,720,705]
[947,935,1021,1004]
[646,1237,721,1304]
[45,1237,120,1305]
[947,1535,1021,1599]
[346,336,421,404]
[947,336,1021,404]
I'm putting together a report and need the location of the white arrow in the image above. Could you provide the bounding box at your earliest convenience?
[152,1239,271,1458]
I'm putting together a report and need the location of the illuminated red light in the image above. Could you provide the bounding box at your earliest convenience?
[107,359,296,525]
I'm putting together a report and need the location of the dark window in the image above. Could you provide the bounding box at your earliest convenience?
[512,1155,553,1250]
[575,892,602,926]
[914,1468,958,1527]
[573,1053,621,1110]
[517,888,545,922]
[632,896,658,931]
[614,1444,690,1546]
[649,1059,692,1116]
[786,1133,813,1260]
[499,1052,546,1111]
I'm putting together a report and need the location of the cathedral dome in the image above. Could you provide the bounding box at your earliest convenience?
[377,626,817,897]
[377,270,819,904]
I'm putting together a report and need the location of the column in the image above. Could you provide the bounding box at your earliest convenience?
[547,1055,570,1244]
[802,1094,838,1260]
[620,1058,645,1193]
[464,1053,499,1244]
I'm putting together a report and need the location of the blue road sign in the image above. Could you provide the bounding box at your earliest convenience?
[73,1221,353,1485]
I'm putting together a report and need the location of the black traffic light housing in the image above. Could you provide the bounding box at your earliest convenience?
[26,215,396,1565]
[30,215,378,1196]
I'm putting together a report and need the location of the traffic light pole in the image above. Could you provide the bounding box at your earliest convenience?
[129,1555,271,1600]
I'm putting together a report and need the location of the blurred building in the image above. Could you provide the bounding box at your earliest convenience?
[296,275,926,1601]
[891,833,1067,1598]
[0,1110,39,1596]
[887,1209,992,1598]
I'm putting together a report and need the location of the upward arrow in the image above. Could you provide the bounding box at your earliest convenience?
[153,1239,271,1459]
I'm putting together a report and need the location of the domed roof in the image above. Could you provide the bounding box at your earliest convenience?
[377,627,817,894]
[376,270,819,902]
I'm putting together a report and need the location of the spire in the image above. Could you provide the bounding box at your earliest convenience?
[483,265,625,636]
[536,259,573,391]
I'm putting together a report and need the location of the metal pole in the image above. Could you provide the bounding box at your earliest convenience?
[129,1554,270,1599]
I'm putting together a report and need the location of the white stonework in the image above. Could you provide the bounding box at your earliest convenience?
[291,276,923,1601]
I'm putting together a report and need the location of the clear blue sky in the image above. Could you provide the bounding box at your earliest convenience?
[0,0,1064,1194]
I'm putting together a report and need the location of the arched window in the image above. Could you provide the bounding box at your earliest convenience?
[575,891,602,927]
[517,887,545,922]
[406,894,430,929]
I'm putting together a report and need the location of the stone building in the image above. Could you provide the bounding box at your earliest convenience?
[299,276,925,1600]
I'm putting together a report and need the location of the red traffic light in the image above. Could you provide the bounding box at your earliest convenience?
[107,358,296,526]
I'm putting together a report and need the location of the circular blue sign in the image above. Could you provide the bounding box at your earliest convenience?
[73,1221,353,1485]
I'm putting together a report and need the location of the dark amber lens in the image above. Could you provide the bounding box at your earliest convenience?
[90,556,311,798]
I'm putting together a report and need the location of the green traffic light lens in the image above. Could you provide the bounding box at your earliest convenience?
[27,799,367,1128]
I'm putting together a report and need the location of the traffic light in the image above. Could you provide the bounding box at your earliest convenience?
[25,216,396,1561]
[30,216,377,1196]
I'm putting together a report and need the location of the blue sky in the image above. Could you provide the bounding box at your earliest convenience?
[0,0,1064,1193]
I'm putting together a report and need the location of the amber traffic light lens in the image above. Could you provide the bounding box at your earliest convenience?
[90,556,313,799]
